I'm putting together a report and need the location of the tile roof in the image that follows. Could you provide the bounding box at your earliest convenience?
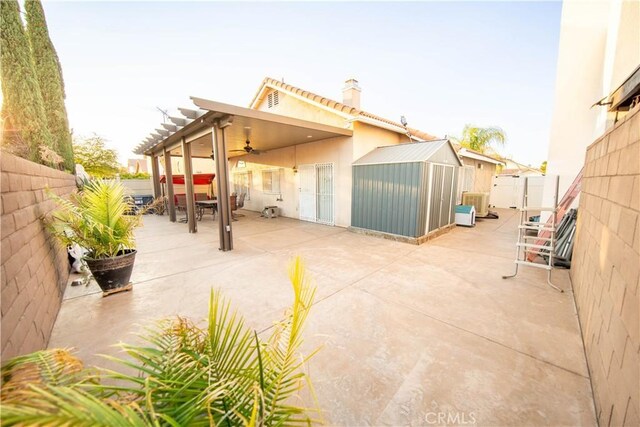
[251,77,438,141]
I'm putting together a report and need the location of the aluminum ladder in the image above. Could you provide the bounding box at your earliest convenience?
[502,175,563,292]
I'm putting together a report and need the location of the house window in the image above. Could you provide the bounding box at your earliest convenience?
[262,169,281,194]
[233,171,251,200]
[267,91,279,108]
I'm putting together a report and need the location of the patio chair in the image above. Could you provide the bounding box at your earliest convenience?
[194,193,208,220]
[176,194,188,223]
[230,194,238,221]
[233,193,246,218]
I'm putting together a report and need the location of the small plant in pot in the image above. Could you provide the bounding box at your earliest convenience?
[48,180,151,296]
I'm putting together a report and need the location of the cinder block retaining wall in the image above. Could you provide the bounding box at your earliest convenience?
[571,107,639,426]
[1,152,76,361]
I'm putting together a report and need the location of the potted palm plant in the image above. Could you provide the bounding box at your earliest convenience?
[48,180,148,296]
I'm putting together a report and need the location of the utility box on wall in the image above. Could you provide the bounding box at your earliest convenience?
[261,206,280,218]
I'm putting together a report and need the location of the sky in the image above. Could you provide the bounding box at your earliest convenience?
[39,1,562,166]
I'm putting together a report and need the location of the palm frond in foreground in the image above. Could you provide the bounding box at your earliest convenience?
[0,257,320,426]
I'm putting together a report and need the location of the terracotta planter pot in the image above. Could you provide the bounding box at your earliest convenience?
[85,249,136,295]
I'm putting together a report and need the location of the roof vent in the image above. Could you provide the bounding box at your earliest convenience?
[342,78,361,109]
[267,90,279,108]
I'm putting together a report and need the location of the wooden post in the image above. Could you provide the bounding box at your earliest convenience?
[150,155,161,199]
[163,147,176,222]
[181,137,197,233]
[213,117,233,251]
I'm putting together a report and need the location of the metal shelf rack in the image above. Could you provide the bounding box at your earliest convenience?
[502,175,563,292]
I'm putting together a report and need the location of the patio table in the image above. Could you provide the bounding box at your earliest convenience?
[196,199,217,220]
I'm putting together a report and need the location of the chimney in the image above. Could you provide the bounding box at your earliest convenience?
[342,78,361,109]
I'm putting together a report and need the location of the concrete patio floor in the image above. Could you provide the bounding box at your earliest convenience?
[49,209,596,426]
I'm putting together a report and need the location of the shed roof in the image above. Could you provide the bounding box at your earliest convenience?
[353,140,463,166]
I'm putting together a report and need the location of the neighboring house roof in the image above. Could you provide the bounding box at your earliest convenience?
[250,77,438,141]
[458,149,504,165]
[452,145,504,165]
[500,158,542,174]
[500,167,542,175]
[352,139,463,166]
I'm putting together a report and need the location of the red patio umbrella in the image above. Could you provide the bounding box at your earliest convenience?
[159,173,215,185]
[160,173,216,200]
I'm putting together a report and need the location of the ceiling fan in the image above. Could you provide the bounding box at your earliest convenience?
[231,139,263,155]
[210,138,262,160]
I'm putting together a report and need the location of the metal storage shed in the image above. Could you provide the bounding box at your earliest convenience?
[351,139,463,243]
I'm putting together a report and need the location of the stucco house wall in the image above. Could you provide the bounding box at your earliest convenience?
[546,0,639,199]
[230,121,410,228]
[233,86,411,227]
[231,135,353,226]
[351,121,407,159]
[254,89,349,128]
[460,157,497,194]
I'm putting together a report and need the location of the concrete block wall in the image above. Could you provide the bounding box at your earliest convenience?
[1,152,76,361]
[571,107,639,427]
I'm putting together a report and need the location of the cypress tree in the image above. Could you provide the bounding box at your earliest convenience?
[26,0,74,171]
[0,0,53,163]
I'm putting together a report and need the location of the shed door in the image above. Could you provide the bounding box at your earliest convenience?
[440,166,454,226]
[450,168,459,223]
[429,164,444,232]
[428,164,456,232]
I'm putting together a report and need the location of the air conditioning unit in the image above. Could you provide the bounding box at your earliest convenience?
[462,192,490,217]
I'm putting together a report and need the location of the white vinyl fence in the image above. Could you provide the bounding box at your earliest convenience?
[490,175,544,209]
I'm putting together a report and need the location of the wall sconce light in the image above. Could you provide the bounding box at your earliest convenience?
[292,165,298,174]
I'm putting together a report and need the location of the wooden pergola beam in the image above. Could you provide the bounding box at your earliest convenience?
[178,107,201,120]
[212,116,233,251]
[181,137,197,233]
[163,146,176,222]
[169,116,190,127]
[161,123,178,132]
[150,155,161,199]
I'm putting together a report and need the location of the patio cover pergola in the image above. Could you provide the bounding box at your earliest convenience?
[134,98,352,251]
